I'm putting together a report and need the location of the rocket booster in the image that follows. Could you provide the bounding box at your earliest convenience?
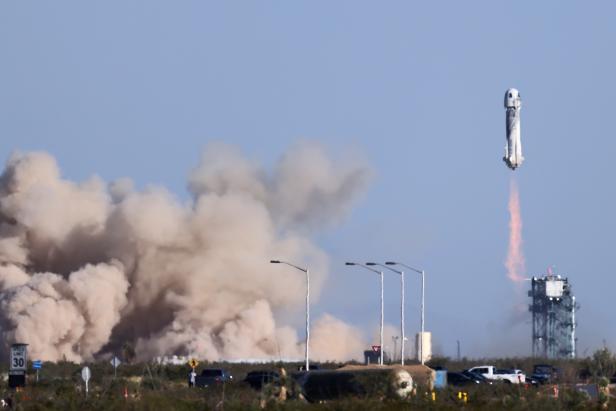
[504,88,523,170]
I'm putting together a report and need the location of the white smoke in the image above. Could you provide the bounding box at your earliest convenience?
[310,314,366,362]
[0,142,371,362]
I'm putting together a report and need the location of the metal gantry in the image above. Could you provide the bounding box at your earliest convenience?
[529,273,578,359]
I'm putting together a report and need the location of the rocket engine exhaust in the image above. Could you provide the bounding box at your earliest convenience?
[505,178,525,283]
[0,143,371,362]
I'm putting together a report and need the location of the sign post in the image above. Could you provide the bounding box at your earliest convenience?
[81,366,91,398]
[110,356,122,378]
[9,343,28,388]
[188,359,199,387]
[32,360,42,383]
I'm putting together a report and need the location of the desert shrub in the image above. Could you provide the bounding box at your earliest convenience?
[582,347,616,382]
[4,357,613,410]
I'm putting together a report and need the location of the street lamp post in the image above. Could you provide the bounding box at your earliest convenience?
[392,336,399,363]
[270,260,310,371]
[345,262,384,365]
[386,262,426,365]
[367,262,406,365]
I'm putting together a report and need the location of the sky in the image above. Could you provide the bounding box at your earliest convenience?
[1,1,615,359]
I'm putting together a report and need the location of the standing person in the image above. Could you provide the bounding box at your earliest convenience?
[189,369,196,387]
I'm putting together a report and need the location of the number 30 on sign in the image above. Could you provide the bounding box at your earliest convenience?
[10,344,27,372]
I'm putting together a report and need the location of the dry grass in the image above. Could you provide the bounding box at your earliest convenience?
[0,354,612,410]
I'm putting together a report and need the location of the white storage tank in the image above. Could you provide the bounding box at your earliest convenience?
[415,332,432,363]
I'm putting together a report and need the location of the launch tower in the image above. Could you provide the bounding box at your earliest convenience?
[529,273,578,358]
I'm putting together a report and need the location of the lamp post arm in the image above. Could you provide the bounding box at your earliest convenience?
[373,263,403,276]
[387,261,426,365]
[271,260,309,370]
[396,262,422,275]
[357,263,381,275]
[281,261,308,273]
[346,262,384,365]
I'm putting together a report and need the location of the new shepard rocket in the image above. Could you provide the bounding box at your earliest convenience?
[504,88,523,170]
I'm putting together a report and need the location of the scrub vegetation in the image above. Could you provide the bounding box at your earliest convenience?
[0,349,615,410]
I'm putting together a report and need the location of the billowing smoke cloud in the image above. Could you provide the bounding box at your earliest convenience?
[310,314,366,362]
[505,178,525,283]
[0,142,371,362]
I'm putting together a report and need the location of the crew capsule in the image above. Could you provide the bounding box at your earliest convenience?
[503,88,523,170]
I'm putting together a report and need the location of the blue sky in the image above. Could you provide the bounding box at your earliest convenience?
[1,1,615,358]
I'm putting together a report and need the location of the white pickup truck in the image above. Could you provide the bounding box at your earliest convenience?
[467,366,526,384]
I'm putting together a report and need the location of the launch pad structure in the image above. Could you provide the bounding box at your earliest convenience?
[529,274,578,359]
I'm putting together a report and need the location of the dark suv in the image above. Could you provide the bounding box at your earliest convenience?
[244,370,281,390]
[447,372,481,387]
[531,364,559,385]
[195,369,233,387]
[462,370,493,385]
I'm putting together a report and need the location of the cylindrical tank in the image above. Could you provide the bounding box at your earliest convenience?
[416,332,432,363]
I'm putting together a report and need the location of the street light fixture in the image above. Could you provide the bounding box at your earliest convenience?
[270,260,310,371]
[346,261,384,365]
[367,262,406,365]
[386,261,426,365]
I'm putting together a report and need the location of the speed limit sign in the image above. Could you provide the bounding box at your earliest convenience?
[10,344,27,372]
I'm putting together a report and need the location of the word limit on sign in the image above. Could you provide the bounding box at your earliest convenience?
[10,344,27,372]
[9,343,28,389]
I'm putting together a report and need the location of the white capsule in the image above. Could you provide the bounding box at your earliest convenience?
[503,88,524,170]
